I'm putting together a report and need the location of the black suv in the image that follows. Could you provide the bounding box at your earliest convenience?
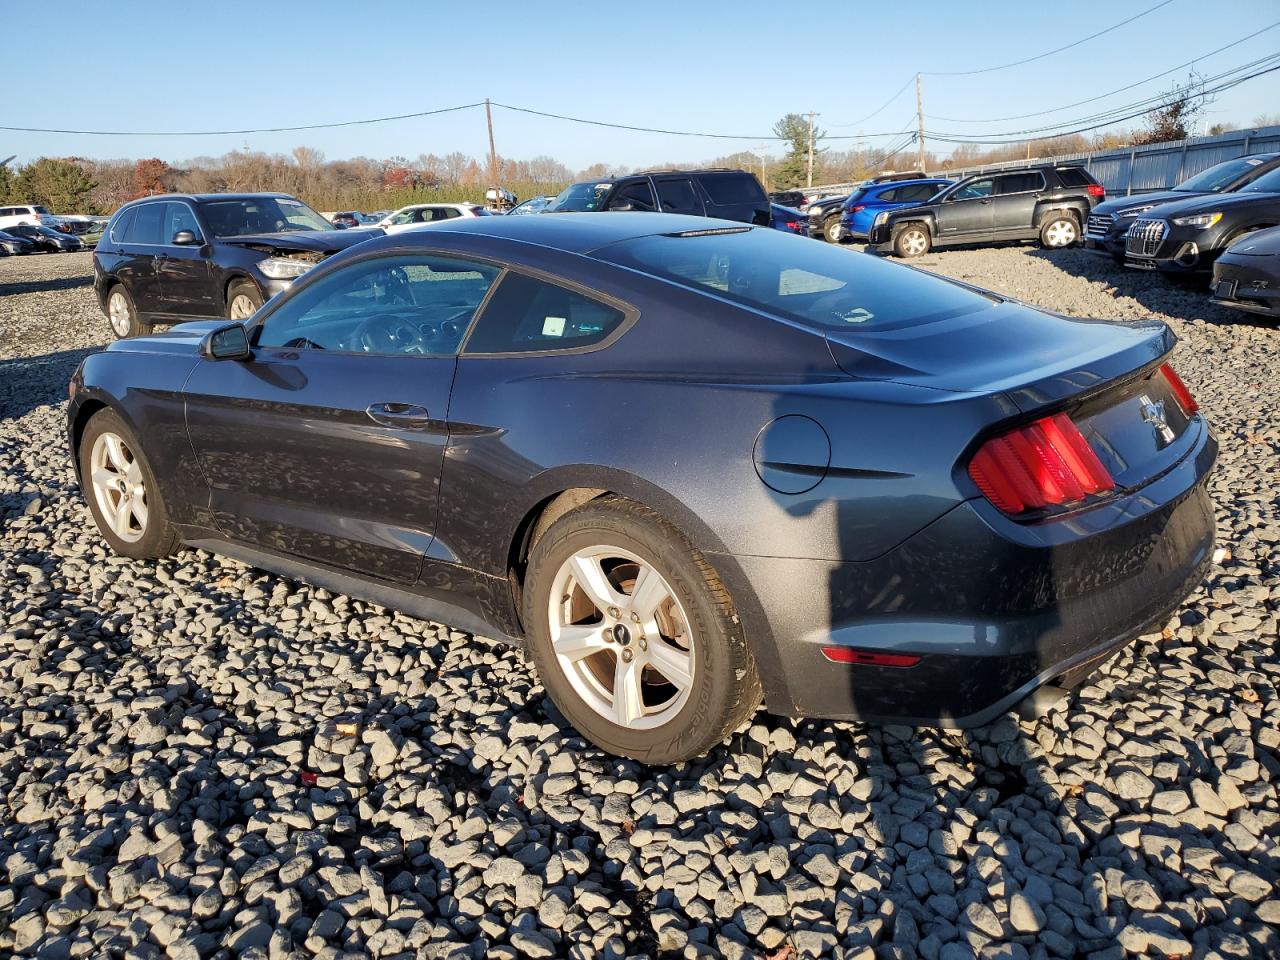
[545,169,770,225]
[1086,153,1280,262]
[1122,163,1280,277]
[868,165,1105,257]
[94,193,381,338]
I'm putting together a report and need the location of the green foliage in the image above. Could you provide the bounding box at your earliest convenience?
[772,113,825,189]
[12,159,99,213]
[0,164,14,204]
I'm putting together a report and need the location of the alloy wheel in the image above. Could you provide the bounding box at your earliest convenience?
[902,230,928,256]
[1046,220,1077,247]
[229,294,257,320]
[89,431,148,543]
[547,546,695,729]
[107,291,132,337]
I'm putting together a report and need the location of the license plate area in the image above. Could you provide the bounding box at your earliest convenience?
[1214,278,1238,300]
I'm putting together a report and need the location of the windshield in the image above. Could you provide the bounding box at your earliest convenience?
[1177,157,1274,193]
[596,226,993,332]
[547,182,612,212]
[1237,166,1280,194]
[199,197,333,237]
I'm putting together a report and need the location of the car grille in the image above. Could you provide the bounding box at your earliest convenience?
[1086,212,1114,238]
[1126,219,1166,257]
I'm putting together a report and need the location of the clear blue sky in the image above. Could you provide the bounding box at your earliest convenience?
[4,0,1278,170]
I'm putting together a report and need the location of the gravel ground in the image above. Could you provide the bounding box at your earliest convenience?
[0,246,1277,960]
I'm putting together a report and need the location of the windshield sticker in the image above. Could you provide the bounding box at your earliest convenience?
[542,316,566,337]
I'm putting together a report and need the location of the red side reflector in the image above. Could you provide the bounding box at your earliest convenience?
[1159,363,1198,414]
[1087,184,1106,197]
[968,412,1114,515]
[821,646,920,667]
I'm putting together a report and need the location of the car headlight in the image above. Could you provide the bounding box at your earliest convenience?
[257,256,314,280]
[874,212,889,227]
[1171,212,1222,229]
[1116,205,1154,219]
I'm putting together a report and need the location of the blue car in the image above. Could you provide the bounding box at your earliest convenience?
[770,203,807,235]
[839,178,952,241]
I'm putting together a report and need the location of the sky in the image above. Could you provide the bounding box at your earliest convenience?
[4,0,1278,172]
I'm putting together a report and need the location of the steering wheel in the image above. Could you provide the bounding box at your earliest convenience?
[351,312,426,354]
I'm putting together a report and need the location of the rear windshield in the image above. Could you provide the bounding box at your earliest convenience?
[1177,156,1272,192]
[596,226,993,332]
[700,171,766,205]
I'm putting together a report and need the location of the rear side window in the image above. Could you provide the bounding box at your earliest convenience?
[899,183,944,202]
[656,178,703,215]
[1054,168,1094,187]
[109,208,136,243]
[700,172,766,205]
[997,173,1046,194]
[126,203,164,244]
[464,273,628,355]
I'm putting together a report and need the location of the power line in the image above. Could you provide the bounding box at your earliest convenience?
[926,60,1280,144]
[925,0,1176,76]
[0,102,487,137]
[929,22,1280,123]
[829,75,916,127]
[927,53,1280,141]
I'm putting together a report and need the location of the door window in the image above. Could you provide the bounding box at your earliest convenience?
[463,273,629,355]
[996,172,1046,194]
[255,255,500,356]
[949,179,994,201]
[164,203,203,243]
[655,178,703,215]
[126,203,165,244]
[610,181,657,211]
[440,208,462,219]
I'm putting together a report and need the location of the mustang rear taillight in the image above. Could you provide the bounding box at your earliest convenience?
[968,412,1115,515]
[1160,362,1198,414]
[1087,184,1106,198]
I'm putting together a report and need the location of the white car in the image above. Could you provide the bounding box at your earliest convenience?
[0,204,61,231]
[377,203,490,235]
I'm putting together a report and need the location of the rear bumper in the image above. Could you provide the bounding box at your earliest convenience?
[726,418,1217,727]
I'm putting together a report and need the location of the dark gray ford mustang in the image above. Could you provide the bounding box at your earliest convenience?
[67,213,1217,762]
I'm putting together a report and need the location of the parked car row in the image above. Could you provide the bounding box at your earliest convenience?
[0,224,84,254]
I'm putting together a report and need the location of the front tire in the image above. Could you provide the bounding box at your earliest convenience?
[106,285,150,339]
[824,216,842,244]
[227,280,264,321]
[522,496,761,763]
[892,223,931,258]
[79,409,179,560]
[1040,214,1079,249]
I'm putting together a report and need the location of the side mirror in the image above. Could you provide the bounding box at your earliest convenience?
[172,230,200,245]
[608,202,635,212]
[200,322,251,361]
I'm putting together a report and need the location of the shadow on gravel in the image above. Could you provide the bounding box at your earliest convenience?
[0,274,94,296]
[0,347,95,422]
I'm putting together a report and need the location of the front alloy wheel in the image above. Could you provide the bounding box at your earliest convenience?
[89,431,148,543]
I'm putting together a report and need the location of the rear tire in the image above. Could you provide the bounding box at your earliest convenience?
[227,280,264,321]
[522,496,761,763]
[106,285,150,339]
[1039,214,1079,249]
[892,224,931,258]
[79,408,180,560]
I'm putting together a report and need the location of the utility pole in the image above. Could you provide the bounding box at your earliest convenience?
[757,142,769,191]
[485,98,499,208]
[806,111,819,188]
[915,74,926,175]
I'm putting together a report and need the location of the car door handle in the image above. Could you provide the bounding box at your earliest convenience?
[366,402,431,428]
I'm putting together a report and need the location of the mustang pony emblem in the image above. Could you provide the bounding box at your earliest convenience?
[1139,394,1175,447]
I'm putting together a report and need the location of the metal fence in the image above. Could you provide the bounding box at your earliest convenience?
[927,125,1280,196]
